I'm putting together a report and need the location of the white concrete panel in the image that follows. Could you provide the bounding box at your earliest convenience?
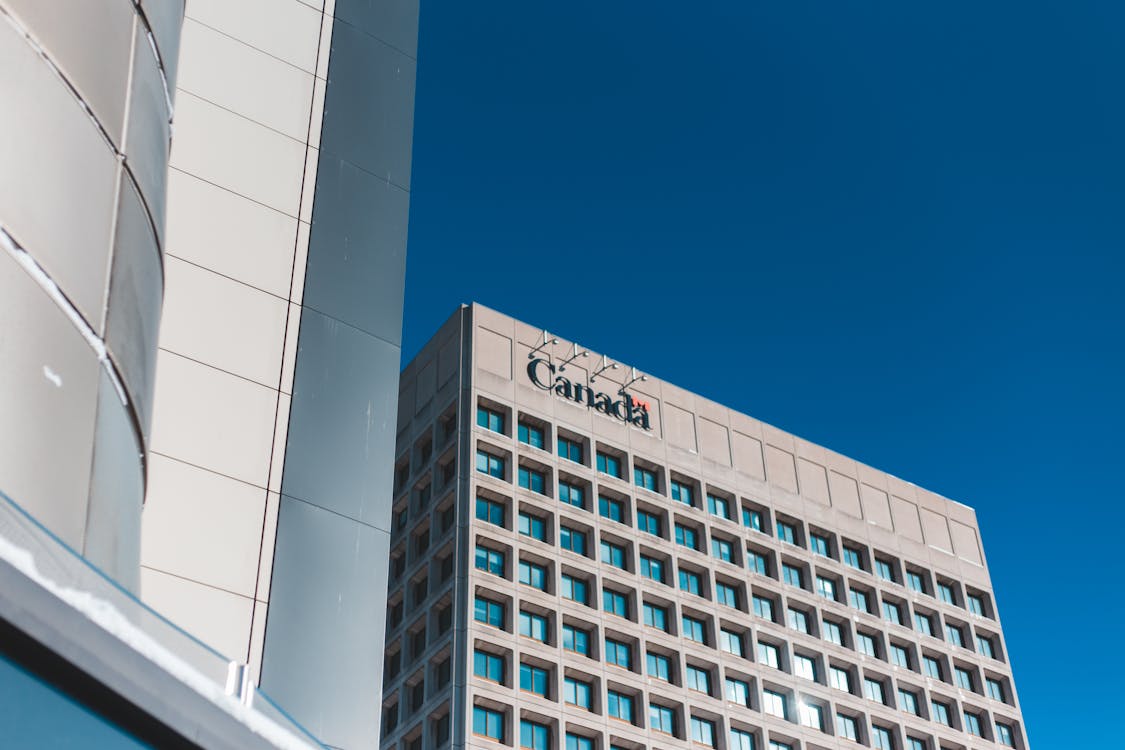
[140,567,254,662]
[149,350,276,488]
[169,93,306,217]
[165,169,298,298]
[141,454,267,598]
[185,0,322,73]
[177,18,315,142]
[159,257,287,388]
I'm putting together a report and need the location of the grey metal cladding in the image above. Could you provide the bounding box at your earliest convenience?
[84,369,144,593]
[138,0,185,91]
[303,152,408,346]
[124,23,172,245]
[0,250,100,551]
[0,0,137,145]
[261,497,391,749]
[0,17,117,333]
[334,0,419,59]
[280,308,401,530]
[320,19,417,190]
[105,172,163,439]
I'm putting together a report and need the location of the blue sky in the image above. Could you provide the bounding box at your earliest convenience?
[402,3,1125,745]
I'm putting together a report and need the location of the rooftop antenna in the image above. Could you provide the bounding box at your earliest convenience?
[557,343,589,372]
[589,355,619,383]
[620,366,649,393]
[528,330,558,358]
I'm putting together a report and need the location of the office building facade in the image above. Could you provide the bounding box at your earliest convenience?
[382,304,1027,750]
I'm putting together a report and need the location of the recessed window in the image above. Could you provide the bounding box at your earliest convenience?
[519,610,548,642]
[558,435,583,463]
[752,594,775,622]
[518,511,546,541]
[875,557,895,582]
[769,740,793,750]
[603,588,629,618]
[864,677,887,704]
[955,666,975,690]
[599,494,625,523]
[643,603,668,632]
[946,623,965,648]
[842,545,864,571]
[890,643,911,668]
[716,581,739,608]
[636,508,662,536]
[757,641,780,669]
[782,562,803,588]
[776,520,798,545]
[821,617,843,644]
[678,567,703,596]
[977,633,997,659]
[996,722,1016,747]
[711,536,735,563]
[682,614,707,644]
[965,709,984,735]
[726,677,751,706]
[730,728,756,750]
[793,653,817,681]
[674,523,699,550]
[639,554,665,583]
[520,662,549,697]
[476,450,505,479]
[477,406,505,434]
[937,581,956,605]
[707,493,731,519]
[560,526,587,556]
[649,703,676,735]
[475,545,505,576]
[690,716,716,747]
[518,466,546,494]
[829,665,850,692]
[787,607,810,634]
[741,505,763,531]
[601,539,627,569]
[472,706,504,742]
[634,466,657,492]
[986,676,1006,702]
[836,713,859,741]
[518,560,548,591]
[564,676,593,710]
[762,689,787,719]
[810,532,831,557]
[906,738,928,750]
[719,628,744,657]
[883,600,902,626]
[562,623,590,656]
[898,688,920,715]
[474,596,505,628]
[646,651,672,681]
[816,575,837,601]
[474,650,505,683]
[561,574,589,605]
[799,702,824,731]
[871,725,893,750]
[747,548,769,576]
[596,451,621,477]
[670,480,694,506]
[968,592,987,617]
[566,734,594,750]
[476,496,506,527]
[849,587,871,613]
[906,570,926,593]
[605,637,631,669]
[685,664,711,695]
[520,719,550,750]
[923,655,942,680]
[518,421,545,449]
[914,611,933,637]
[856,631,878,657]
[559,479,585,509]
[607,690,635,723]
[930,700,951,726]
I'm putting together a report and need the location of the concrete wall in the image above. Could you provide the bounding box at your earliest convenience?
[0,0,182,590]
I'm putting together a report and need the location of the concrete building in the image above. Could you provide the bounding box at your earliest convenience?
[382,304,1027,750]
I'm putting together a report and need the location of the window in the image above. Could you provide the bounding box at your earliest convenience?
[716,581,739,608]
[520,663,549,696]
[906,570,925,593]
[711,537,734,563]
[799,702,824,731]
[906,739,927,750]
[810,532,830,557]
[753,594,775,622]
[685,665,711,694]
[682,615,706,643]
[520,719,550,750]
[603,588,628,618]
[519,512,546,541]
[599,495,624,522]
[996,722,1016,747]
[816,575,837,601]
[987,677,1006,702]
[977,634,997,659]
[560,526,587,556]
[856,631,878,657]
[643,603,668,631]
[518,561,548,591]
[930,700,950,726]
[640,555,665,583]
[607,691,634,723]
[564,677,592,710]
[596,451,621,477]
[605,638,631,669]
[636,509,662,536]
[829,665,850,692]
[477,406,504,433]
[823,619,844,646]
[678,568,702,596]
[872,726,894,750]
[518,466,545,494]
[474,650,504,683]
[562,624,590,655]
[558,435,583,463]
[864,677,886,704]
[519,611,548,642]
[787,607,810,634]
[730,728,756,750]
[475,545,505,576]
[757,641,780,668]
[720,628,744,657]
[649,703,675,735]
[721,676,750,706]
[476,497,505,527]
[964,711,984,737]
[782,563,803,588]
[518,422,545,449]
[762,689,787,719]
[674,523,699,550]
[914,612,933,636]
[946,623,964,648]
[473,706,504,742]
[566,735,594,750]
[898,689,920,715]
[923,655,942,680]
[670,480,694,506]
[559,480,585,509]
[634,466,657,491]
[707,494,731,519]
[691,717,716,747]
[747,549,769,575]
[769,742,793,750]
[793,653,817,681]
[474,596,504,628]
[968,592,986,616]
[937,581,955,604]
[842,546,863,570]
[561,574,589,605]
[776,520,797,545]
[955,666,974,690]
[875,558,895,582]
[849,588,870,613]
[882,601,902,626]
[836,713,859,741]
[601,540,627,569]
[646,651,672,681]
[742,506,763,531]
[890,643,910,668]
[476,450,504,478]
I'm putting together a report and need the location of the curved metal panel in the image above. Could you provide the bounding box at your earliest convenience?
[124,23,172,245]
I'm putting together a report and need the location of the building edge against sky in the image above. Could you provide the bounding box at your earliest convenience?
[381,303,1027,750]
